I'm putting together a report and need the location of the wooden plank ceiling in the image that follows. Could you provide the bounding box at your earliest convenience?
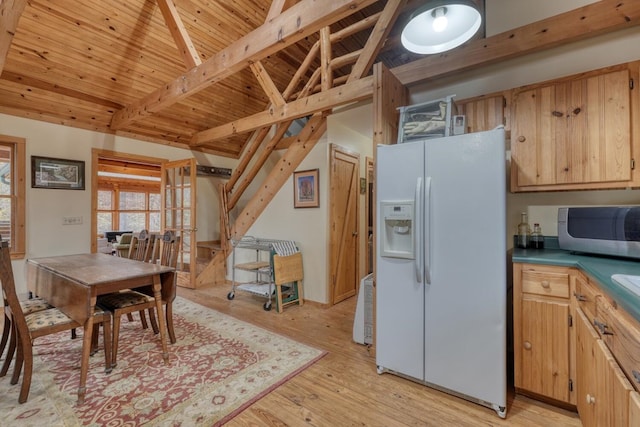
[0,0,435,158]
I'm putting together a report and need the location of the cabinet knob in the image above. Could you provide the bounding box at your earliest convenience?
[517,135,526,143]
[586,394,596,404]
[540,280,550,289]
[523,341,532,350]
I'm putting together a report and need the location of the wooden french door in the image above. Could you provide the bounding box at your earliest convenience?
[329,144,359,304]
[161,158,197,288]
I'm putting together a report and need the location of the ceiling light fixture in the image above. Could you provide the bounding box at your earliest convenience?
[401,1,482,55]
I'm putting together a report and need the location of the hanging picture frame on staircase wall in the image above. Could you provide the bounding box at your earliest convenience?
[293,169,319,208]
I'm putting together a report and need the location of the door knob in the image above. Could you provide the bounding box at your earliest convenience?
[523,341,532,350]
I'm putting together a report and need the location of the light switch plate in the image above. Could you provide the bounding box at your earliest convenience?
[62,216,83,225]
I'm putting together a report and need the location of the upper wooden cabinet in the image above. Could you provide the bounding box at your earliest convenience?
[458,95,506,134]
[511,67,634,192]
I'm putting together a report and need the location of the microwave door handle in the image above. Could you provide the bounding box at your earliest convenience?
[415,177,423,284]
[424,176,432,285]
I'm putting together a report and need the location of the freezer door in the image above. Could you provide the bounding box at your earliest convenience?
[375,141,425,381]
[423,128,507,408]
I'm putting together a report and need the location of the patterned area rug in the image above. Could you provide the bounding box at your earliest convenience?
[0,297,325,426]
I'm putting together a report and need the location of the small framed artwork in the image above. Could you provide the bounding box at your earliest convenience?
[293,169,319,208]
[31,156,85,190]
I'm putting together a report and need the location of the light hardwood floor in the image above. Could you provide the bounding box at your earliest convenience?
[177,283,582,426]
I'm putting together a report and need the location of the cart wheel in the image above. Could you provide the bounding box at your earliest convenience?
[227,292,235,300]
[263,301,272,311]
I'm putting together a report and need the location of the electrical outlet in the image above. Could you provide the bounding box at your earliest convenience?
[62,216,83,225]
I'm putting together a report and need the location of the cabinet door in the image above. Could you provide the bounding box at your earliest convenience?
[576,308,633,426]
[458,95,505,133]
[511,68,631,190]
[511,85,558,186]
[518,296,571,402]
[630,392,640,426]
[576,308,604,426]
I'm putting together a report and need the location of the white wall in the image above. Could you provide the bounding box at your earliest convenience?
[486,0,600,37]
[0,114,233,296]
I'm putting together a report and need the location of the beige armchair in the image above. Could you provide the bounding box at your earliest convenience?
[112,233,133,257]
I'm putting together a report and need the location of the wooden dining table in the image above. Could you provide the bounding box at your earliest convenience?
[25,253,175,404]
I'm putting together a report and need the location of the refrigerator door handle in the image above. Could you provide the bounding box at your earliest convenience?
[424,176,432,285]
[414,177,423,283]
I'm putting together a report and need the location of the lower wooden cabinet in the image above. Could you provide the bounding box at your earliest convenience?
[575,308,634,426]
[513,263,572,403]
[515,263,640,426]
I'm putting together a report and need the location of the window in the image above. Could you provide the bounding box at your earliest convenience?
[0,136,26,258]
[97,187,161,234]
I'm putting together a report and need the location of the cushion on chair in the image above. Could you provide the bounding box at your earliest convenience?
[24,308,76,330]
[98,291,154,310]
[19,297,52,314]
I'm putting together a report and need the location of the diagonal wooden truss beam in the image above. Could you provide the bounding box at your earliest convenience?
[0,0,28,74]
[228,113,328,241]
[156,0,202,69]
[249,62,286,107]
[110,0,377,130]
[347,0,406,83]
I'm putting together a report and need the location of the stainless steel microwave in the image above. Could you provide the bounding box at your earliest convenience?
[558,206,640,259]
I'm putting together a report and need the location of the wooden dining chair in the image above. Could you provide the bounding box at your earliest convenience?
[0,239,112,403]
[127,230,154,327]
[128,229,154,262]
[1,297,52,367]
[97,231,178,366]
[142,231,180,343]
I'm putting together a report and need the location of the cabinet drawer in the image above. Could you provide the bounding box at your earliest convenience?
[574,274,599,324]
[597,298,640,392]
[522,270,569,298]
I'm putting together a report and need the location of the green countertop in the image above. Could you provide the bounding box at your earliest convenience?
[512,242,640,323]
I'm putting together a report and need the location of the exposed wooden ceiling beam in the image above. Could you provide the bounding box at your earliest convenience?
[191,74,373,145]
[156,0,202,69]
[110,0,378,130]
[347,0,406,83]
[250,62,286,107]
[0,0,28,74]
[393,0,640,86]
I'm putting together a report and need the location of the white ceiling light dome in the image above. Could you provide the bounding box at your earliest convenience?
[401,1,482,54]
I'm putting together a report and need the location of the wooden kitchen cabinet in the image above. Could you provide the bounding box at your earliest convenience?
[511,67,632,192]
[574,272,636,426]
[457,95,506,134]
[575,308,633,426]
[630,392,640,425]
[513,263,573,404]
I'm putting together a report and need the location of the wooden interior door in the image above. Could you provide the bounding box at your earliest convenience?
[329,144,359,305]
[161,158,197,288]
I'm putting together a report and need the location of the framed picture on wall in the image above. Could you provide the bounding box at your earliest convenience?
[293,169,319,208]
[31,156,85,190]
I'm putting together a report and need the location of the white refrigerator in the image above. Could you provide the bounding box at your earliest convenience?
[375,127,507,418]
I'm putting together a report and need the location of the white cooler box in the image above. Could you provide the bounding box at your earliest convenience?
[353,273,374,345]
